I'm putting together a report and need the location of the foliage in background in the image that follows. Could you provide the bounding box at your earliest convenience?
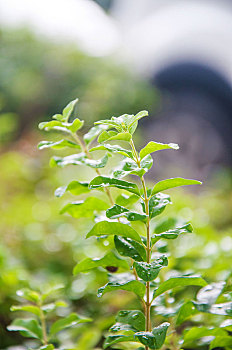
[6,101,231,349]
[0,28,157,142]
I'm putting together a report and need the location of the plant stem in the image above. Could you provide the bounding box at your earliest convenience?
[130,139,151,342]
[39,306,48,345]
[71,132,114,206]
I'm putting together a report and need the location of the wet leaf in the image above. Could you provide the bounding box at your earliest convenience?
[135,322,170,349]
[89,176,140,195]
[62,98,79,121]
[111,310,145,332]
[114,236,146,262]
[151,178,202,195]
[183,327,227,344]
[84,124,108,145]
[116,194,139,207]
[86,221,142,242]
[55,180,89,197]
[50,153,109,168]
[103,334,136,349]
[16,289,40,303]
[176,301,198,325]
[209,336,232,350]
[151,223,193,244]
[153,276,207,298]
[90,143,133,159]
[73,252,128,275]
[140,141,179,159]
[38,140,80,150]
[149,193,171,219]
[98,273,145,298]
[10,305,40,317]
[106,204,146,221]
[134,256,168,282]
[60,197,108,218]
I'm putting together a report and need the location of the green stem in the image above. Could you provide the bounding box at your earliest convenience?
[130,139,151,342]
[39,306,48,345]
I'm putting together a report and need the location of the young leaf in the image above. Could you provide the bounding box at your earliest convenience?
[50,153,109,169]
[62,98,78,121]
[66,118,84,133]
[149,193,171,219]
[89,176,140,196]
[73,252,128,275]
[139,142,179,160]
[55,180,90,197]
[86,221,142,243]
[49,313,91,336]
[16,289,40,303]
[134,256,168,282]
[10,305,40,317]
[153,276,207,298]
[90,143,133,159]
[114,236,146,262]
[39,120,67,132]
[151,178,202,195]
[135,322,170,349]
[106,204,147,221]
[98,130,131,143]
[151,223,193,244]
[38,140,80,150]
[116,194,139,207]
[183,326,227,344]
[84,124,108,145]
[113,157,152,179]
[98,273,145,298]
[103,334,136,349]
[60,197,108,218]
[7,318,43,340]
[112,310,145,332]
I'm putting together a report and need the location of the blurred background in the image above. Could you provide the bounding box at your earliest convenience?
[0,0,232,349]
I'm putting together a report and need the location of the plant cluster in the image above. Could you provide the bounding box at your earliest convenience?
[8,99,232,349]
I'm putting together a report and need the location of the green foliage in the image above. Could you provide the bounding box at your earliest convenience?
[34,98,225,350]
[8,285,91,346]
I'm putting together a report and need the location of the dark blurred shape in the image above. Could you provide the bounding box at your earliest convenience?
[145,61,232,179]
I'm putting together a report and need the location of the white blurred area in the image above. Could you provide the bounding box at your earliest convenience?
[1,0,232,81]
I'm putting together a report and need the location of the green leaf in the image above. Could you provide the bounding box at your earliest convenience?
[151,178,202,195]
[151,223,193,244]
[183,327,227,344]
[196,282,225,305]
[209,336,232,350]
[103,334,136,349]
[66,118,84,133]
[38,140,80,150]
[98,273,145,299]
[116,194,139,207]
[55,180,90,197]
[62,98,78,121]
[39,345,55,350]
[111,310,145,332]
[98,130,131,143]
[7,318,43,340]
[106,204,146,222]
[90,143,133,159]
[84,125,108,145]
[89,176,140,195]
[193,301,232,316]
[98,130,117,143]
[73,252,128,275]
[114,236,146,262]
[176,301,198,326]
[149,193,171,219]
[50,313,91,336]
[135,322,170,349]
[10,305,40,316]
[153,276,207,298]
[60,197,108,218]
[86,221,142,243]
[16,289,40,303]
[50,153,109,169]
[134,256,168,282]
[39,120,66,132]
[140,142,179,160]
[113,156,152,179]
